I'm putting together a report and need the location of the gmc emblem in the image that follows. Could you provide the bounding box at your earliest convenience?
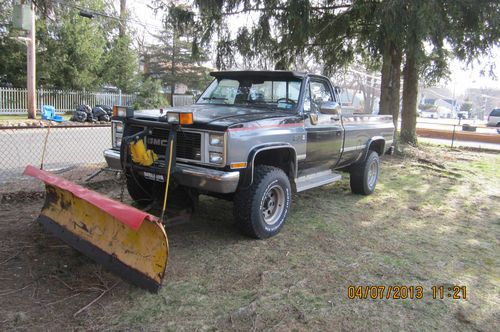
[146,137,167,147]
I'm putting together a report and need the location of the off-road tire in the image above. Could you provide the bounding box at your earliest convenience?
[233,166,292,239]
[350,150,380,195]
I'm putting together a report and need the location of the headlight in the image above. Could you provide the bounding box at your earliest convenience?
[209,133,224,147]
[115,122,123,133]
[166,112,194,125]
[112,121,123,148]
[209,152,223,164]
[167,112,179,124]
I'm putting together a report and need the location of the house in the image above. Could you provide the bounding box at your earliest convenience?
[420,87,458,118]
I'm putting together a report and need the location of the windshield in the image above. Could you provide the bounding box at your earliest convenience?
[197,78,302,110]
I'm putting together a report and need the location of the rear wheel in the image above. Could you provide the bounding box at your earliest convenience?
[350,151,380,195]
[233,166,291,239]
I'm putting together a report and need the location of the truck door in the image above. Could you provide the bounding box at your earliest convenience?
[300,78,343,173]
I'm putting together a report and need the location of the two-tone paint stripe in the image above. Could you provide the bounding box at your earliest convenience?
[342,144,366,152]
[228,122,303,132]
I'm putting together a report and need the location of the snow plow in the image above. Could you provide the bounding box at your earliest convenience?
[25,108,187,292]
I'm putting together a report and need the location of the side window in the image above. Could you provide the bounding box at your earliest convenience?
[310,80,333,112]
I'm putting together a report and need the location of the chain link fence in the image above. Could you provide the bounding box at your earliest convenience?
[0,124,112,184]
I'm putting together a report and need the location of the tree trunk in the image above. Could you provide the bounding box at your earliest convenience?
[400,49,418,144]
[170,29,176,107]
[389,48,402,125]
[379,40,392,115]
[378,40,401,127]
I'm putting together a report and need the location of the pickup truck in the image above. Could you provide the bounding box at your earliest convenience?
[104,71,394,239]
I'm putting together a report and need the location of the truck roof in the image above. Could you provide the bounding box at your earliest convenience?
[210,70,308,80]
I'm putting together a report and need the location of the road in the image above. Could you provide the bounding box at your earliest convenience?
[416,118,498,134]
[0,126,110,183]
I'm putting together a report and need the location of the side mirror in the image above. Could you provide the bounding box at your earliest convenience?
[320,101,342,116]
[309,112,318,125]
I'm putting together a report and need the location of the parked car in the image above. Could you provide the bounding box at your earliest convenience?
[104,71,395,239]
[487,108,500,127]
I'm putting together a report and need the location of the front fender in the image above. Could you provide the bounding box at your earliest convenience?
[238,143,297,189]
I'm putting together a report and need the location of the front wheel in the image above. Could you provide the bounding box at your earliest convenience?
[233,166,292,239]
[126,172,154,206]
[349,151,380,195]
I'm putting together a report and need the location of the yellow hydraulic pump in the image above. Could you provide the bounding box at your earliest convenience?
[130,139,158,166]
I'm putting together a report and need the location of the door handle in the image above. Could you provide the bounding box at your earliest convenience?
[331,117,340,121]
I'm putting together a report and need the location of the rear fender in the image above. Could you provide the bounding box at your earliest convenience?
[361,136,386,161]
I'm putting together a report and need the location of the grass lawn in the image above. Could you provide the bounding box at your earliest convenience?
[0,145,498,331]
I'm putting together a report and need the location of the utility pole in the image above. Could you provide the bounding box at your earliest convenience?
[26,0,36,119]
[119,0,126,37]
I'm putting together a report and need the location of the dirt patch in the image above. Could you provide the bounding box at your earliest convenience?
[0,164,119,195]
[0,145,498,331]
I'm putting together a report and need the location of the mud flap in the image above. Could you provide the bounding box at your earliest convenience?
[23,165,168,292]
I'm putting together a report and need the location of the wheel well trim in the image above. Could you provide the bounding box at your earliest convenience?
[243,144,298,187]
[362,136,386,160]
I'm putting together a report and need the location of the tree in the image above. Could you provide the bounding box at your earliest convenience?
[145,3,212,104]
[134,77,168,109]
[0,1,29,87]
[102,35,140,93]
[1,0,142,93]
[180,0,499,145]
[41,8,106,90]
[398,0,499,144]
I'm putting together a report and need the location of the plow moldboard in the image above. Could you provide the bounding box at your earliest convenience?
[24,166,168,292]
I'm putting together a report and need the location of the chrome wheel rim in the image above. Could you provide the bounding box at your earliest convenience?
[367,159,379,189]
[261,184,285,225]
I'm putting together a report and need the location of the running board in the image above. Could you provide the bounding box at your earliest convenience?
[295,170,342,192]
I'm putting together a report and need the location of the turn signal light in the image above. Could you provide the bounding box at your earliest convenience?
[179,113,193,125]
[112,106,133,118]
[230,162,248,169]
[167,112,194,125]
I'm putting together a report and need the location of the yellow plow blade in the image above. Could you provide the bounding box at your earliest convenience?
[24,165,168,292]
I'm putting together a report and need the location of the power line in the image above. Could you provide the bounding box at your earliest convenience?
[48,0,165,34]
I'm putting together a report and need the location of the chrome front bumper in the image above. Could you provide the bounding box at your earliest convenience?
[104,149,123,170]
[103,149,240,194]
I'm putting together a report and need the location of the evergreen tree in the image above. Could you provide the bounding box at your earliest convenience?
[145,3,211,104]
[183,0,499,144]
[102,35,140,93]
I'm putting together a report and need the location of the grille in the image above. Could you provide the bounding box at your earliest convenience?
[125,125,202,161]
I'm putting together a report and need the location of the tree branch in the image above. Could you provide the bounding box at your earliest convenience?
[199,4,353,17]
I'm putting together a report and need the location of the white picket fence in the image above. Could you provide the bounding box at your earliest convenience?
[0,87,136,114]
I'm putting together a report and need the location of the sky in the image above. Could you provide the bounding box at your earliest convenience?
[123,1,500,96]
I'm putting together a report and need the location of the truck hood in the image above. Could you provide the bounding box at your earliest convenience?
[134,104,295,130]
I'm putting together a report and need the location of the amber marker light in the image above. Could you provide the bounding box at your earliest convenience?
[112,105,133,118]
[179,112,193,125]
[230,162,248,169]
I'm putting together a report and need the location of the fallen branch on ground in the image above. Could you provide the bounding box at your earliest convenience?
[73,281,119,317]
